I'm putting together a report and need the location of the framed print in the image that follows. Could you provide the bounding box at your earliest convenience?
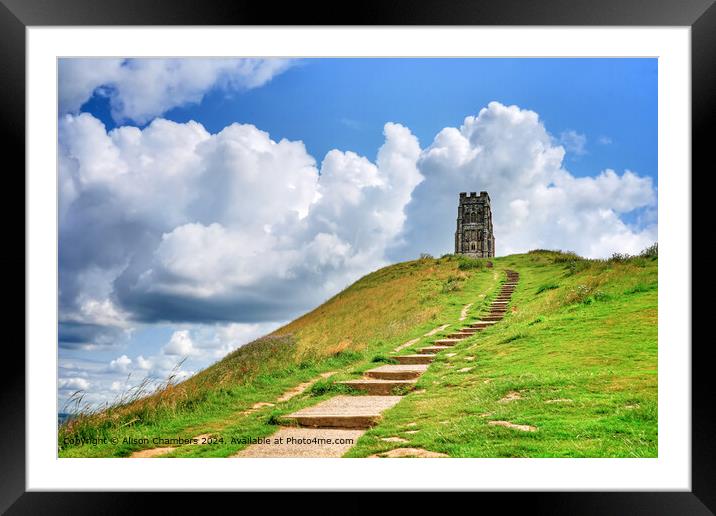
[4,0,712,512]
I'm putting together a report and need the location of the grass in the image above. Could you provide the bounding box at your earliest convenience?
[536,283,559,295]
[59,255,498,457]
[457,256,487,270]
[59,248,657,458]
[345,249,657,458]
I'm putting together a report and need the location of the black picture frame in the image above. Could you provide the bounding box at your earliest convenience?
[3,0,709,513]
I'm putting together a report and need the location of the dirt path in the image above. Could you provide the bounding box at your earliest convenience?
[392,338,420,353]
[276,371,336,402]
[423,324,450,337]
[130,446,176,458]
[391,322,452,353]
[128,370,337,458]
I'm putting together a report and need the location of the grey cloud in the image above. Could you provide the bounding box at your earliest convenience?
[58,322,127,350]
[58,114,420,347]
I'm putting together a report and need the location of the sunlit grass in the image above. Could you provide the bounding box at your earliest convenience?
[59,255,498,457]
[346,249,657,458]
[59,248,657,458]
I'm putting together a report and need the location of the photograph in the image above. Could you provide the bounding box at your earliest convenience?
[56,57,659,459]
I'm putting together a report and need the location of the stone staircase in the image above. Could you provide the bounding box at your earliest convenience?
[234,269,520,457]
[394,354,433,365]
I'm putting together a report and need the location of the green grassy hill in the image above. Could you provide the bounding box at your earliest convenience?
[59,248,657,458]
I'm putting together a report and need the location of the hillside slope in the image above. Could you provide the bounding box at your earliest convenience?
[349,249,658,458]
[59,249,657,458]
[59,255,499,457]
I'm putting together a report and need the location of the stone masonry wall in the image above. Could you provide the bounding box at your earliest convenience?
[454,191,495,258]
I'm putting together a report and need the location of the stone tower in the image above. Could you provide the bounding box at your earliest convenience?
[455,191,495,258]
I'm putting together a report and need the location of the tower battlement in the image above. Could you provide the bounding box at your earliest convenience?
[459,191,490,199]
[455,191,495,258]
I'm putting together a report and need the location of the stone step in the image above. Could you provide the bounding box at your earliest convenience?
[364,364,428,380]
[285,395,402,429]
[338,378,417,395]
[448,331,477,338]
[433,338,462,346]
[470,321,497,327]
[232,427,366,458]
[481,316,504,321]
[394,354,434,365]
[418,346,452,354]
[455,327,479,333]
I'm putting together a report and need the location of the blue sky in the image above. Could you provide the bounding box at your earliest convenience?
[58,58,657,410]
[85,58,657,184]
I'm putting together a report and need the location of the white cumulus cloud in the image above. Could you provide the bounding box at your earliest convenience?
[59,113,421,345]
[108,355,132,373]
[396,101,656,260]
[59,377,91,391]
[59,58,293,124]
[162,330,197,356]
